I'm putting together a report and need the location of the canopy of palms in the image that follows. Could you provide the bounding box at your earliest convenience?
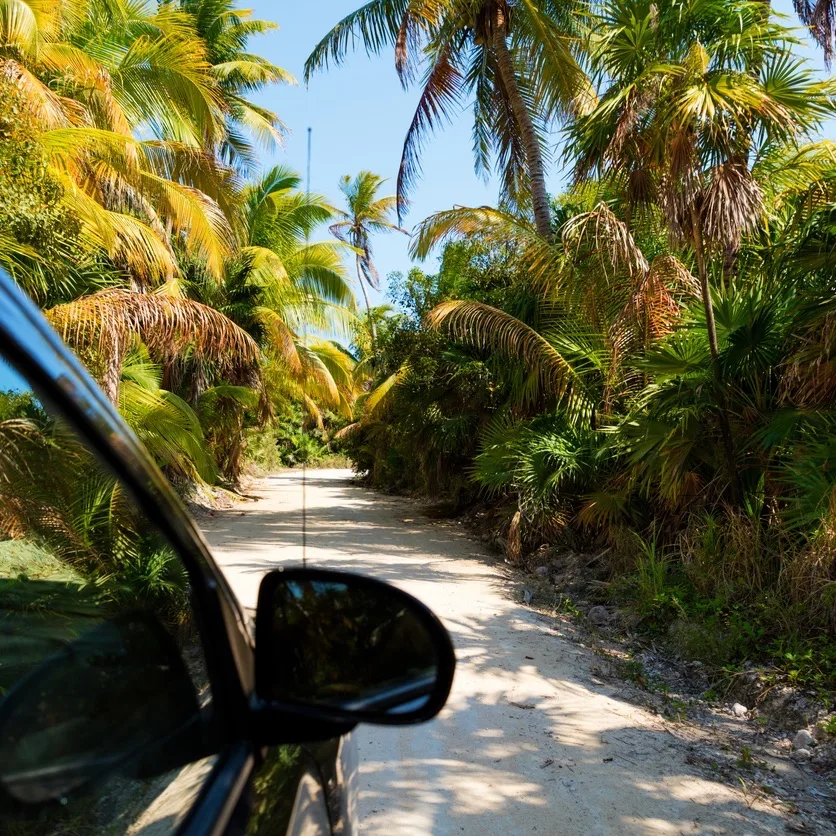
[0,0,296,287]
[182,0,296,170]
[0,3,358,487]
[569,0,834,496]
[188,165,358,425]
[306,0,592,237]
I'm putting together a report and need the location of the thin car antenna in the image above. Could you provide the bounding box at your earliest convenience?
[302,126,312,568]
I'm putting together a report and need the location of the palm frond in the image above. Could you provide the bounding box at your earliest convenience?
[427,300,579,400]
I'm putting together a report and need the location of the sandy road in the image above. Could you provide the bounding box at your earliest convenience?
[200,469,788,835]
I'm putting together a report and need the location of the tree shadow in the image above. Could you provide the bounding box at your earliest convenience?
[202,470,791,834]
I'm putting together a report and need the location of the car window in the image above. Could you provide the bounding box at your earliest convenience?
[0,355,215,834]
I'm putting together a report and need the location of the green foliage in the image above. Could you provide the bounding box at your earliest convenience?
[120,348,217,483]
[0,1,363,628]
[246,405,347,472]
[0,79,87,303]
[0,413,192,625]
[343,10,836,680]
[0,389,44,422]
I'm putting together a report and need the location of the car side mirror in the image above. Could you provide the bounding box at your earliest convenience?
[255,569,455,726]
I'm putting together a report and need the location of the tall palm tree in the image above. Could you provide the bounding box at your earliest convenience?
[569,0,833,500]
[305,0,591,239]
[330,172,406,345]
[0,0,239,285]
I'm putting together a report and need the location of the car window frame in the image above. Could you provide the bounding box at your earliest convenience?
[0,268,258,835]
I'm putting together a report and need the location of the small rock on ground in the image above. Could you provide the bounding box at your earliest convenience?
[588,605,610,627]
[794,729,815,750]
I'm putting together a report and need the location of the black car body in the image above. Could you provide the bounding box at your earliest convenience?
[0,270,454,834]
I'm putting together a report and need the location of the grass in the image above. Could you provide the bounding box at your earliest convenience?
[594,523,836,697]
[0,539,84,583]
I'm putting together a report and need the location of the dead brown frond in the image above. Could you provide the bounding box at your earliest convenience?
[507,509,522,564]
[47,289,262,402]
[562,202,649,280]
[333,422,361,441]
[0,418,43,484]
[702,163,764,251]
[1,58,87,129]
[626,167,655,207]
[611,255,699,356]
[783,304,836,408]
[793,0,836,67]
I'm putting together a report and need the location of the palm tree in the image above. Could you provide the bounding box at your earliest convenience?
[413,200,697,416]
[46,288,263,404]
[792,0,836,67]
[0,0,240,286]
[569,0,833,500]
[189,166,358,426]
[181,0,296,170]
[305,0,591,238]
[0,0,299,290]
[0,0,226,145]
[330,172,406,345]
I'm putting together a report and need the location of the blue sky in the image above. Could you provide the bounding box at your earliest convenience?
[247,0,834,307]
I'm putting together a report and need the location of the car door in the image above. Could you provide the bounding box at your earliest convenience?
[0,275,338,836]
[0,273,459,836]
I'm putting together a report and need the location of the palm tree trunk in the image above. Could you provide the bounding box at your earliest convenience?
[492,13,552,240]
[356,255,377,352]
[691,208,741,504]
[101,337,126,406]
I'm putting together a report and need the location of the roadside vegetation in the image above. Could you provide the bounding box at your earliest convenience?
[317,0,836,692]
[0,0,372,621]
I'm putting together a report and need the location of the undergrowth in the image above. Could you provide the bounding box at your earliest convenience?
[605,518,836,696]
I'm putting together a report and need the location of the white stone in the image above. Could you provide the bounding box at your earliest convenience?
[793,729,815,750]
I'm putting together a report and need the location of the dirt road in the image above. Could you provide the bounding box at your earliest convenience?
[201,469,790,834]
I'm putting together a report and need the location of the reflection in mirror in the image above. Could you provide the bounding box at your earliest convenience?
[262,577,439,717]
[0,613,202,804]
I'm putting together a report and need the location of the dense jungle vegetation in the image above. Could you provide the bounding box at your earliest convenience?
[1,0,836,689]
[312,0,836,689]
[0,0,374,622]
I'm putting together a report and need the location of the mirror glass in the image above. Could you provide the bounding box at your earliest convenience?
[0,613,203,804]
[261,576,440,717]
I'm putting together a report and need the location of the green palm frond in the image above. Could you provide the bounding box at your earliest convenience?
[427,300,579,401]
[119,368,216,483]
[411,205,560,285]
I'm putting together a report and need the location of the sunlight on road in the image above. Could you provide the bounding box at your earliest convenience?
[203,470,788,835]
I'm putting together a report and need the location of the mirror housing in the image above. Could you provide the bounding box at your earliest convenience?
[254,569,455,727]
